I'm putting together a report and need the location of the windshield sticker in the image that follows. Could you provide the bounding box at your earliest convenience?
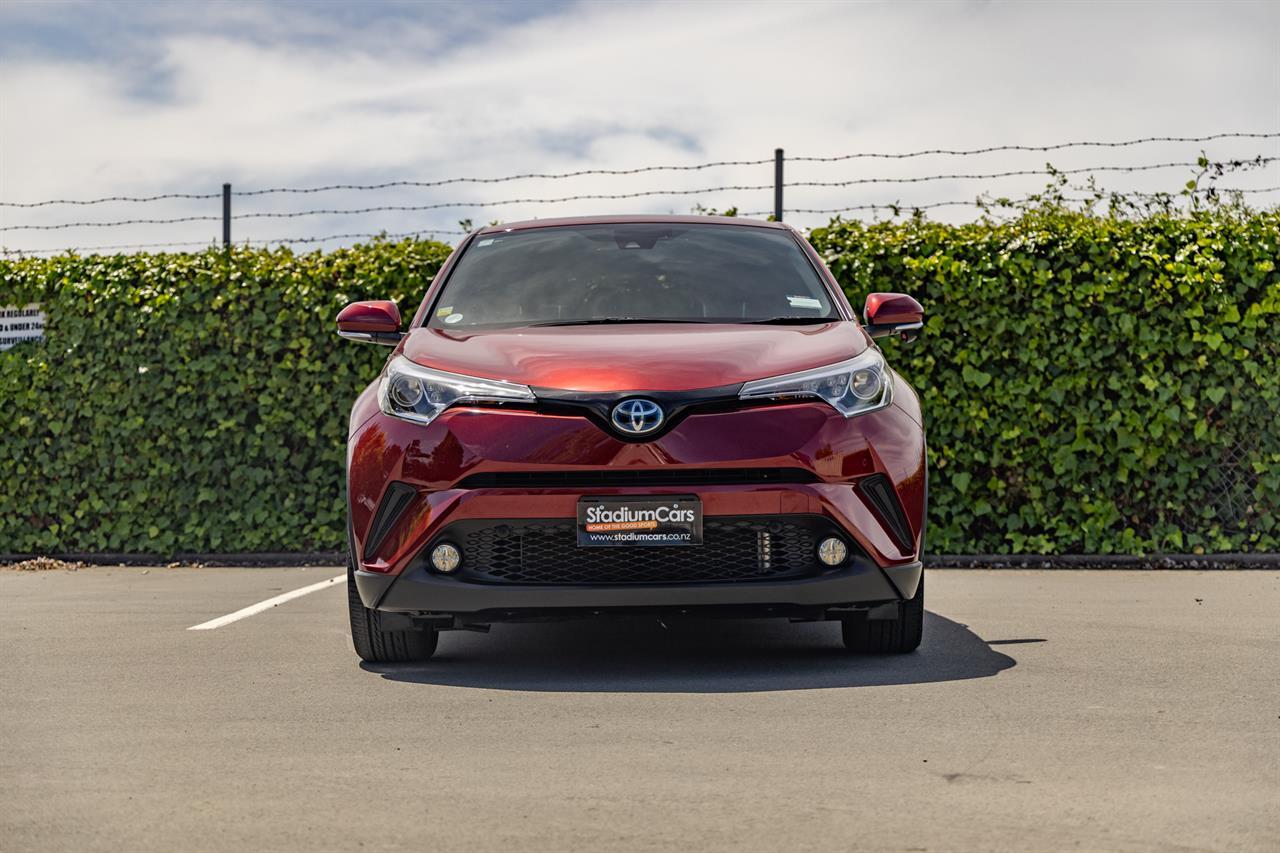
[787,296,822,309]
[436,306,454,317]
[443,313,464,324]
[477,239,495,247]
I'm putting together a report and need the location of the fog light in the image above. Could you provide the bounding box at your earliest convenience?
[430,543,462,573]
[817,537,848,566]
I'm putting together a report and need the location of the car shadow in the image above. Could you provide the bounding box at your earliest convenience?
[362,611,1018,693]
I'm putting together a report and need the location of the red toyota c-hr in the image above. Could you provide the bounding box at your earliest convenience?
[338,215,926,662]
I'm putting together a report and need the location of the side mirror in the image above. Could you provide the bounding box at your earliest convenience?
[863,292,924,342]
[336,300,403,346]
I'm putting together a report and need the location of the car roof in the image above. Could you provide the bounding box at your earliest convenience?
[475,214,790,235]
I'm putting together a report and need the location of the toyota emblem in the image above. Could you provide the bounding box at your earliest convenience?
[610,398,664,435]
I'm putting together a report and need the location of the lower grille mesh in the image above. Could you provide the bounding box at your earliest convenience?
[452,517,826,585]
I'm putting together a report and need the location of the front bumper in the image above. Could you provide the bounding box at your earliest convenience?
[355,559,922,617]
[346,377,927,617]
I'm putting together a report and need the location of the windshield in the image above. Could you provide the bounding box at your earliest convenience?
[426,223,839,329]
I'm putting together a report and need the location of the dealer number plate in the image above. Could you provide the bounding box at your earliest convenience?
[576,496,703,547]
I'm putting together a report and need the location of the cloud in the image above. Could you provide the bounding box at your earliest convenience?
[1,0,1277,252]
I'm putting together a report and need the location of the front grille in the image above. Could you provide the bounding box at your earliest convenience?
[440,515,840,585]
[454,467,820,490]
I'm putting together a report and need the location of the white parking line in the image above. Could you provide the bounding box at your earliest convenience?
[187,574,345,630]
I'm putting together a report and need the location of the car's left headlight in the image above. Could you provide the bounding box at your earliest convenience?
[738,349,893,417]
[378,355,535,425]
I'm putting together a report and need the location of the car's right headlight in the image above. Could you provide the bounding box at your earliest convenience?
[738,349,893,417]
[378,355,535,425]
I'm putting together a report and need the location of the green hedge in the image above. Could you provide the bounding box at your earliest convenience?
[0,241,451,553]
[2,207,1277,555]
[810,207,1279,554]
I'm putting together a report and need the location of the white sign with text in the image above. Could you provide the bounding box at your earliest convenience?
[0,304,46,351]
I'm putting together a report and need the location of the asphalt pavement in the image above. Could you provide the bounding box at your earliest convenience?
[1,566,1276,853]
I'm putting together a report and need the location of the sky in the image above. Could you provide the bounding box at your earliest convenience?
[1,0,1277,253]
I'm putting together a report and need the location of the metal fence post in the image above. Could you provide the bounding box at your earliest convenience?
[222,183,231,249]
[773,149,784,222]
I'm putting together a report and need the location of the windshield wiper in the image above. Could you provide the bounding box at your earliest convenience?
[746,316,838,325]
[528,317,714,327]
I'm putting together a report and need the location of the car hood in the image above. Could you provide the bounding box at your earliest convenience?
[398,322,869,392]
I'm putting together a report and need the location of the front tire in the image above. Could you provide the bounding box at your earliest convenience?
[841,572,924,653]
[347,561,438,663]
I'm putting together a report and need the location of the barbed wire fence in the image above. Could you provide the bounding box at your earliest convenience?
[1,132,1277,255]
